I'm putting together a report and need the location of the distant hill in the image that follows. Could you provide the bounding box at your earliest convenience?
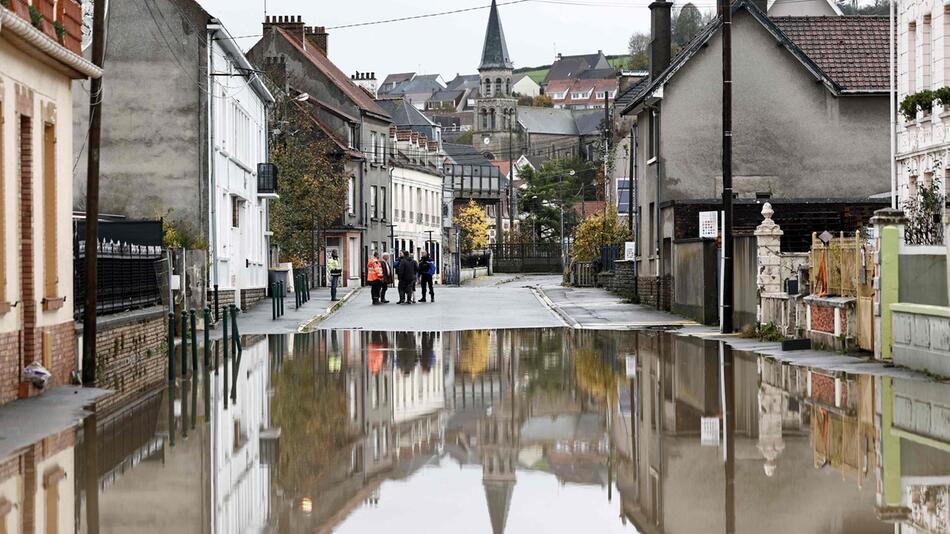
[514,54,630,85]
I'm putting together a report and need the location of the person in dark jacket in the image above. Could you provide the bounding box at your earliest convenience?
[380,252,393,304]
[418,251,436,302]
[396,251,418,304]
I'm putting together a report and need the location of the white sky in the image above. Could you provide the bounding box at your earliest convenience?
[194,0,665,80]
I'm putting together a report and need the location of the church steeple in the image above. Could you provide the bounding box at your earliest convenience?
[479,0,513,70]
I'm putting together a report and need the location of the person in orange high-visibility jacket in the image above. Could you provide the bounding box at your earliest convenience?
[367,252,384,305]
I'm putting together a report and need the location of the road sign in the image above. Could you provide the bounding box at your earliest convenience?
[624,241,636,261]
[700,211,719,238]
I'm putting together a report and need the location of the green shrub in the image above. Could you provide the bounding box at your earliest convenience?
[28,5,42,28]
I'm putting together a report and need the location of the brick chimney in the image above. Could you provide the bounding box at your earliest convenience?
[263,15,305,39]
[648,1,672,81]
[305,26,329,56]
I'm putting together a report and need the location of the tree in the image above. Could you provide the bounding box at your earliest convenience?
[457,200,489,253]
[518,158,594,242]
[836,0,890,14]
[518,95,534,106]
[269,97,349,269]
[628,32,649,71]
[571,207,632,262]
[673,3,704,48]
[532,94,554,108]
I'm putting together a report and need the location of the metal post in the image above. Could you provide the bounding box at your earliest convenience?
[230,304,241,357]
[203,308,211,369]
[213,284,220,323]
[295,275,301,309]
[272,282,277,320]
[180,311,188,377]
[278,281,284,316]
[167,312,175,382]
[189,310,198,374]
[222,305,229,367]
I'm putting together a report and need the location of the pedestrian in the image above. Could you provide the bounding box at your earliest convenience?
[418,251,436,302]
[380,252,393,304]
[327,250,342,301]
[396,250,418,304]
[407,251,419,303]
[367,252,384,305]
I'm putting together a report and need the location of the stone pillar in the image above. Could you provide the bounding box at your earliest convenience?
[871,208,906,360]
[755,203,784,324]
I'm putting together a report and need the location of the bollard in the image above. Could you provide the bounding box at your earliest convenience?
[295,276,301,310]
[181,374,189,439]
[230,304,241,357]
[180,311,188,377]
[214,284,220,323]
[278,281,284,316]
[190,309,198,373]
[222,305,230,370]
[272,282,278,320]
[167,312,176,382]
[203,308,211,369]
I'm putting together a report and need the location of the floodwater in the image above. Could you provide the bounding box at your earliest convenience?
[2,328,948,533]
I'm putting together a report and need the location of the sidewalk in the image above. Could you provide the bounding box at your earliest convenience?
[208,286,359,339]
[534,281,930,382]
[0,386,109,460]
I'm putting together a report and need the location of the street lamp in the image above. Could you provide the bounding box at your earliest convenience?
[503,108,516,239]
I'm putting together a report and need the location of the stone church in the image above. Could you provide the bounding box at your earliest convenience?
[472,0,518,159]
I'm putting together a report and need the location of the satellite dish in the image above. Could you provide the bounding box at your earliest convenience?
[483,137,491,145]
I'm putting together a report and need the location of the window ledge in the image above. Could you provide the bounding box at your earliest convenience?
[646,157,658,166]
[42,297,65,312]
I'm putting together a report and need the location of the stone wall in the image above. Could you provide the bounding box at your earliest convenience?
[892,304,950,377]
[208,288,236,311]
[637,275,673,311]
[240,287,267,311]
[0,331,20,405]
[87,306,169,416]
[613,261,637,300]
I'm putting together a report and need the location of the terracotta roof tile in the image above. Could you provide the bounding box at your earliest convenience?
[771,15,890,92]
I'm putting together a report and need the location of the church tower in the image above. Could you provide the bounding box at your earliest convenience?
[474,0,517,157]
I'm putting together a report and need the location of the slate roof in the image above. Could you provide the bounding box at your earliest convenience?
[428,89,465,104]
[443,143,494,165]
[517,107,603,136]
[274,27,390,119]
[381,76,445,96]
[446,74,481,90]
[544,52,611,84]
[621,0,889,115]
[579,67,618,80]
[770,15,890,92]
[480,0,513,70]
[376,98,436,128]
[382,72,415,86]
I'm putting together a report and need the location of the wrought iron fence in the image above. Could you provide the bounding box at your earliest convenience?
[74,239,165,319]
[461,250,491,268]
[599,243,622,272]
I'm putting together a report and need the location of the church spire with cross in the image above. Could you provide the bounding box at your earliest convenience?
[474,0,518,154]
[480,0,513,70]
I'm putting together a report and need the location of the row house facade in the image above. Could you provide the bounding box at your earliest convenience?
[0,0,100,404]
[389,129,444,276]
[896,0,950,204]
[249,16,393,287]
[72,0,275,311]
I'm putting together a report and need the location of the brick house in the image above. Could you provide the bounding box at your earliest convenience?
[0,0,100,404]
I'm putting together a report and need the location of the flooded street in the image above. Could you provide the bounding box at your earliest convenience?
[5,328,948,533]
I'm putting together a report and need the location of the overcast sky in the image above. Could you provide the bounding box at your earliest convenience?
[194,0,671,79]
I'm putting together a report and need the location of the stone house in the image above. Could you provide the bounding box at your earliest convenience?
[248,16,393,286]
[0,0,100,404]
[618,0,891,313]
[71,0,275,312]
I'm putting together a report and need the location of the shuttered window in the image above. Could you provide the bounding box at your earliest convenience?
[43,122,57,300]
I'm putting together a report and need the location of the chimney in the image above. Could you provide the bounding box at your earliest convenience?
[264,15,305,39]
[648,1,672,81]
[305,26,329,56]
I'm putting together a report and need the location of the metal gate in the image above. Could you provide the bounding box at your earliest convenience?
[490,243,563,273]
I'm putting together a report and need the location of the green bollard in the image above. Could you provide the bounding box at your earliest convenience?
[167,312,176,382]
[190,310,198,373]
[278,281,284,316]
[180,311,188,377]
[203,308,211,369]
[272,282,278,320]
[230,304,241,357]
[222,305,230,369]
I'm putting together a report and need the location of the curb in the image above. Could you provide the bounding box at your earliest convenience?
[298,287,362,332]
[531,286,578,329]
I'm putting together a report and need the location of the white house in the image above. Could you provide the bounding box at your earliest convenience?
[390,129,444,276]
[512,74,541,98]
[209,24,276,309]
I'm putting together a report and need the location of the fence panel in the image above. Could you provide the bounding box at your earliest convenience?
[74,239,164,319]
[573,262,596,287]
[809,232,872,298]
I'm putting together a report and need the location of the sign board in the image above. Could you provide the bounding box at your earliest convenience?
[701,417,721,446]
[624,241,636,261]
[625,355,637,378]
[700,211,719,239]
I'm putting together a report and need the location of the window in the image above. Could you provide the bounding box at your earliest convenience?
[648,109,659,160]
[505,78,510,95]
[489,109,496,130]
[617,179,631,214]
[43,122,57,301]
[372,427,380,461]
[43,466,66,534]
[495,78,502,95]
[381,187,387,220]
[347,124,356,148]
[923,15,933,90]
[484,77,492,96]
[481,109,488,129]
[908,22,918,94]
[347,177,355,214]
[232,196,244,227]
[549,91,566,100]
[370,185,378,219]
[371,131,378,163]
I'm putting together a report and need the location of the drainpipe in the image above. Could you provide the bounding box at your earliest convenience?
[631,123,639,279]
[652,107,661,279]
[207,29,218,306]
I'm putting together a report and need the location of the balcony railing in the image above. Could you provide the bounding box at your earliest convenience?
[258,163,278,196]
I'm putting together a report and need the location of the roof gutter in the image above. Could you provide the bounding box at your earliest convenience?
[208,22,274,105]
[0,6,102,79]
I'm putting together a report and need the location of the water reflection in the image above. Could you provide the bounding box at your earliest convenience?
[1,328,949,533]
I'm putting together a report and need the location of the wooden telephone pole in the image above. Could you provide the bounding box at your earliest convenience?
[720,0,734,334]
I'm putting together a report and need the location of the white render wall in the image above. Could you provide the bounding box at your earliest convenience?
[897,0,950,203]
[391,164,443,267]
[210,38,270,296]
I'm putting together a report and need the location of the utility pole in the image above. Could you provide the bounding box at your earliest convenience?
[720,0,734,333]
[83,0,107,385]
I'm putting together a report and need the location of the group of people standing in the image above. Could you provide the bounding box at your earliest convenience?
[366,250,436,305]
